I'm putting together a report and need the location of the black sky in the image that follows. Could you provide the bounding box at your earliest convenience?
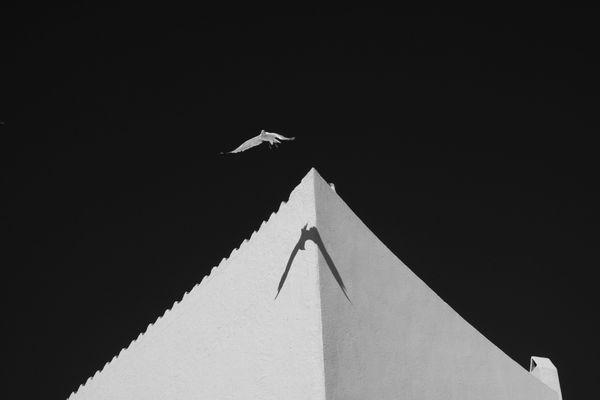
[2,4,599,399]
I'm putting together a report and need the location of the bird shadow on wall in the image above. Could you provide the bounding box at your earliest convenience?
[275,224,352,303]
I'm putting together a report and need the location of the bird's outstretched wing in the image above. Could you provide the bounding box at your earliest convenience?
[223,136,263,154]
[265,131,295,141]
[275,231,307,299]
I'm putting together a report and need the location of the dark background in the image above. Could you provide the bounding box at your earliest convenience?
[2,4,598,399]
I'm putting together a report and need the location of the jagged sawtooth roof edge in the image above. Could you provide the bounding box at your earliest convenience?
[67,172,313,399]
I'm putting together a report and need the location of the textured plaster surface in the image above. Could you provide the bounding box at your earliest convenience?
[70,168,560,400]
[312,170,559,400]
[69,170,326,400]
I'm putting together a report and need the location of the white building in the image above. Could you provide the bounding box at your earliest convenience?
[69,168,562,399]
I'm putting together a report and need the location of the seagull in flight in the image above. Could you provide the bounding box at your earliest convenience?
[221,130,294,154]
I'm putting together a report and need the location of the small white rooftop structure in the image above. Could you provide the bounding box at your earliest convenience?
[530,356,563,400]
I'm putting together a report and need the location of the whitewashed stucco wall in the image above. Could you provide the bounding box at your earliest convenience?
[312,170,558,400]
[69,168,560,400]
[69,170,326,400]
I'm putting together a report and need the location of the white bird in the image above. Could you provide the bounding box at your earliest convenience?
[221,130,295,154]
